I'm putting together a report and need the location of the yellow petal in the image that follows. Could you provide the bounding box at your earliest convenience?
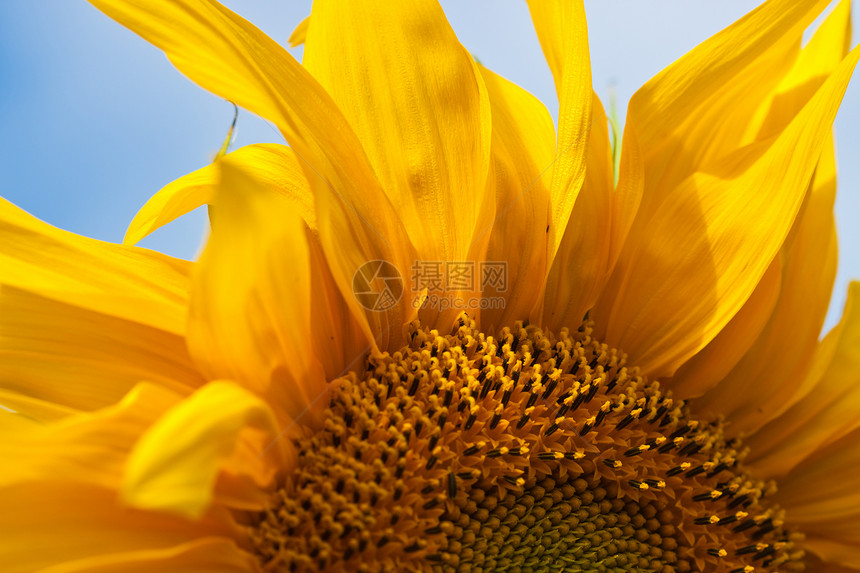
[304,226,370,381]
[624,0,827,219]
[288,15,308,48]
[0,382,182,489]
[124,143,316,246]
[805,536,860,571]
[86,0,372,194]
[123,381,291,519]
[526,0,593,264]
[542,92,615,329]
[211,426,281,510]
[0,286,203,411]
[744,281,860,479]
[747,0,853,143]
[0,198,190,336]
[0,389,77,422]
[685,2,849,424]
[622,0,848,258]
[607,114,644,279]
[593,46,860,378]
[598,1,831,360]
[90,0,418,350]
[478,65,554,325]
[693,138,839,435]
[2,381,270,513]
[188,156,332,426]
[303,0,492,267]
[668,255,782,400]
[124,166,213,247]
[805,555,860,573]
[775,425,860,569]
[34,538,258,573]
[314,177,419,353]
[0,481,245,573]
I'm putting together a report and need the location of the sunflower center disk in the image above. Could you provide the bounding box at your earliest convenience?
[250,318,804,573]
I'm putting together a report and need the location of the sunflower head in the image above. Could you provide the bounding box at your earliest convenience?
[1,0,859,573]
[249,317,803,572]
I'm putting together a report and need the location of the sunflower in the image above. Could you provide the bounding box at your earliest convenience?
[2,0,859,571]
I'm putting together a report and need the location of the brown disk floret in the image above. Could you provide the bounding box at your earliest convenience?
[250,316,805,573]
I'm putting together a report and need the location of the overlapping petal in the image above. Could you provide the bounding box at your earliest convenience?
[593,40,859,378]
[541,93,615,329]
[478,66,554,326]
[526,0,593,266]
[746,0,852,143]
[776,422,860,568]
[692,139,839,431]
[122,381,290,519]
[302,0,492,270]
[668,257,782,400]
[0,198,190,336]
[743,281,860,479]
[188,156,339,427]
[676,1,849,406]
[288,16,309,48]
[0,199,200,412]
[0,389,77,422]
[0,381,181,490]
[620,0,828,213]
[31,538,260,573]
[592,0,833,376]
[0,287,203,411]
[88,0,418,350]
[0,481,248,573]
[124,144,316,246]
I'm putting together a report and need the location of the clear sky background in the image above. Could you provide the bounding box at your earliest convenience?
[1,1,857,329]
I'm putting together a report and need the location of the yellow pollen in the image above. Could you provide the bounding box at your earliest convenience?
[249,318,806,573]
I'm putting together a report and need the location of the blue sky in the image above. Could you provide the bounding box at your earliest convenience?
[1,1,857,328]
